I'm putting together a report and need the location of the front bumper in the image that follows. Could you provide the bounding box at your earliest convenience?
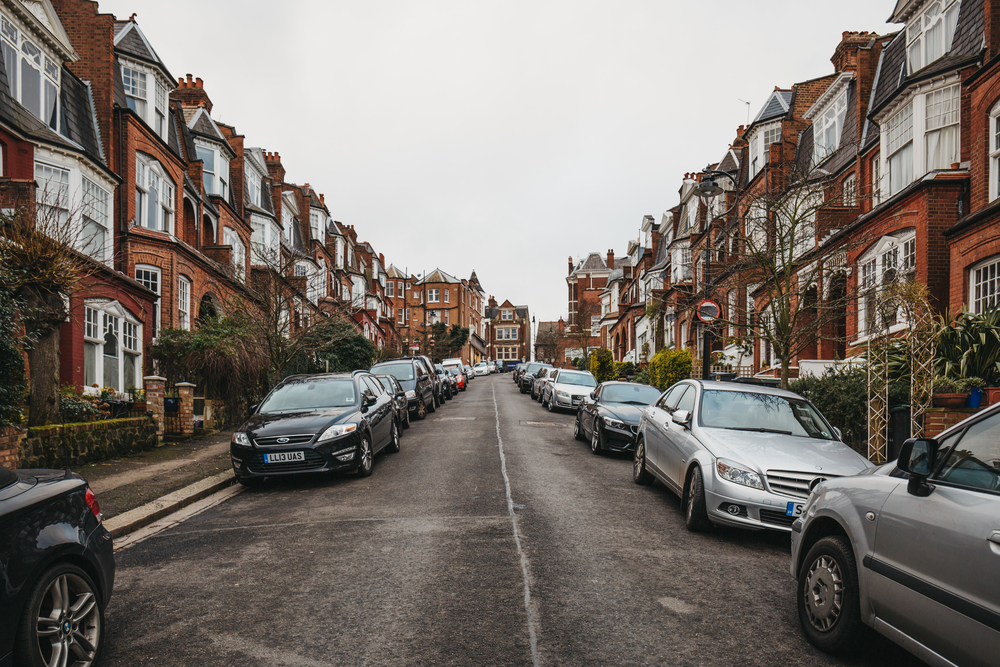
[702,482,806,532]
[551,394,587,410]
[230,432,364,478]
[601,423,638,452]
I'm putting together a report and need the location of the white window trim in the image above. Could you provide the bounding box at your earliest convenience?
[877,74,961,199]
[854,230,917,342]
[195,139,229,199]
[747,121,781,180]
[990,102,1000,203]
[119,56,171,140]
[970,256,1000,314]
[134,264,162,336]
[82,299,143,394]
[178,276,191,330]
[135,152,176,234]
[906,0,961,75]
[1,12,60,129]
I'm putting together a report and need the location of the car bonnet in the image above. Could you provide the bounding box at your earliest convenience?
[698,427,873,475]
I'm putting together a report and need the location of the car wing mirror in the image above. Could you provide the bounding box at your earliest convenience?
[589,392,596,400]
[671,410,691,427]
[897,438,938,497]
[249,403,258,415]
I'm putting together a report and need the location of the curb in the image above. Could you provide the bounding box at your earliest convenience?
[104,470,236,539]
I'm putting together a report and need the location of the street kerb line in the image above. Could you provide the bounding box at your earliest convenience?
[492,382,540,667]
[113,484,244,552]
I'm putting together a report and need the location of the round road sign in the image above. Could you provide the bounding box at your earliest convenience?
[697,300,720,323]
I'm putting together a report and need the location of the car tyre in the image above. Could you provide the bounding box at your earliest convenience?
[547,396,556,412]
[519,383,526,394]
[429,394,437,412]
[633,438,653,485]
[15,562,104,667]
[573,414,585,441]
[388,421,401,453]
[356,434,374,477]
[797,536,862,654]
[591,423,604,455]
[683,467,712,532]
[416,399,427,420]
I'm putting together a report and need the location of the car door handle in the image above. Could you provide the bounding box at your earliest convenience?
[989,531,1000,546]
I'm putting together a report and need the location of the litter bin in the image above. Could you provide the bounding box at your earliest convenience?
[888,405,911,462]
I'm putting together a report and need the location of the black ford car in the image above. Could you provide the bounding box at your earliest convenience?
[231,371,399,484]
[574,381,663,454]
[1,466,114,667]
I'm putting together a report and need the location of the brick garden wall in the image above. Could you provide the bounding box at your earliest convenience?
[20,417,157,469]
[0,426,24,468]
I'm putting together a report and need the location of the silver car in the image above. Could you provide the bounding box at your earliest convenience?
[542,369,597,412]
[633,380,872,532]
[790,403,1000,666]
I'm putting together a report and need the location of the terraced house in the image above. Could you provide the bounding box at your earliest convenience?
[589,0,1000,389]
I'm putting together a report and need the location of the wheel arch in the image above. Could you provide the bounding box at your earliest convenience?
[795,515,851,579]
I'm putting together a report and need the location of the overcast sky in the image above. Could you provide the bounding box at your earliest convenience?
[99,0,896,323]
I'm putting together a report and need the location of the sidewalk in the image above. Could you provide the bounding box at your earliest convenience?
[73,428,239,538]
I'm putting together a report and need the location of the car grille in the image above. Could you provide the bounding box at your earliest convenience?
[253,433,315,447]
[247,450,327,473]
[765,470,837,499]
[759,509,796,527]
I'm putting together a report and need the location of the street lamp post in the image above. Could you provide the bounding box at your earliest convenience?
[695,169,740,381]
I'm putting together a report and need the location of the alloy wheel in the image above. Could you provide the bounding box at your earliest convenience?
[803,555,845,632]
[634,442,644,478]
[34,572,101,667]
[359,437,372,474]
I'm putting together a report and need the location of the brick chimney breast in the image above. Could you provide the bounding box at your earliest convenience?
[607,249,614,270]
[169,73,213,113]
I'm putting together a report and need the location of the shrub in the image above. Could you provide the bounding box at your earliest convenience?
[634,368,650,385]
[615,361,637,378]
[59,395,102,423]
[589,349,616,383]
[789,364,867,446]
[648,348,692,390]
[0,292,26,427]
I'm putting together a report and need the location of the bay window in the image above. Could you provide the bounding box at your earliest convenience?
[196,143,228,198]
[82,177,111,263]
[886,102,914,197]
[135,153,175,233]
[925,85,960,170]
[84,302,143,392]
[223,227,246,281]
[812,91,847,166]
[857,230,916,336]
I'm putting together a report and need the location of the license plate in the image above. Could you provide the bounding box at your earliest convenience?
[264,451,305,464]
[786,502,804,517]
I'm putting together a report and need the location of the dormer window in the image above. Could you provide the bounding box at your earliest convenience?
[310,209,323,242]
[196,142,228,198]
[812,90,848,166]
[1,15,59,129]
[906,0,961,74]
[120,59,169,140]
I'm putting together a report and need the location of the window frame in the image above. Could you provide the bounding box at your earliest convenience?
[1,14,60,129]
[970,256,1000,314]
[178,275,191,330]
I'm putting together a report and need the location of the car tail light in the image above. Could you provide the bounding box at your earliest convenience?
[85,487,103,523]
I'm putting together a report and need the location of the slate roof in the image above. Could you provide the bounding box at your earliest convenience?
[386,265,409,279]
[0,48,107,171]
[515,307,528,318]
[870,0,983,116]
[753,90,792,125]
[417,268,460,284]
[113,21,174,82]
[717,147,741,174]
[469,269,484,293]
[536,321,559,337]
[573,252,608,274]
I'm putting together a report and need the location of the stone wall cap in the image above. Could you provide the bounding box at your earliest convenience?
[143,376,168,381]
[175,382,197,388]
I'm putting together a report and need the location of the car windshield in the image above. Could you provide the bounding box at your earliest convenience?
[376,377,396,393]
[448,368,461,376]
[601,384,661,405]
[525,363,547,374]
[372,362,415,382]
[258,378,357,413]
[556,372,597,388]
[700,390,835,440]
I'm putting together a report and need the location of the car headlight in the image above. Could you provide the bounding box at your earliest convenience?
[405,390,416,399]
[716,458,764,490]
[556,390,569,397]
[232,432,252,448]
[604,418,627,430]
[317,423,358,442]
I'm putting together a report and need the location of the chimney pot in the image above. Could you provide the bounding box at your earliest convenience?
[186,73,193,84]
[195,77,203,87]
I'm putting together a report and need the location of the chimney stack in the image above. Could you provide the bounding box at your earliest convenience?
[831,30,879,72]
[607,249,614,270]
[568,256,574,275]
[170,73,214,112]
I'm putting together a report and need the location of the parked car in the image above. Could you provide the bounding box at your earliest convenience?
[531,366,554,400]
[543,369,597,412]
[231,371,400,484]
[790,403,1000,665]
[434,364,456,400]
[633,380,872,533]
[487,361,497,374]
[441,359,467,386]
[417,355,444,407]
[444,367,464,391]
[375,373,410,430]
[1,465,114,667]
[474,362,490,377]
[513,363,526,383]
[575,381,661,454]
[464,365,475,382]
[371,357,437,419]
[518,362,553,394]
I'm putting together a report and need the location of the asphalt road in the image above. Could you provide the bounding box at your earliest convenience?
[100,375,925,667]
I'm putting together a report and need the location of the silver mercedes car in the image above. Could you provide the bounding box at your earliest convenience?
[633,380,872,532]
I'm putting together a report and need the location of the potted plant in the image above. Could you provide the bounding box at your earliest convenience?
[932,377,968,409]
[960,377,986,408]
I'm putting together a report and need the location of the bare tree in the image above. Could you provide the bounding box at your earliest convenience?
[564,299,601,366]
[534,324,560,364]
[0,188,101,425]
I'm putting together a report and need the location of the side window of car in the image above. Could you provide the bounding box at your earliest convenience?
[415,363,425,378]
[363,376,384,396]
[935,413,1000,492]
[674,386,696,415]
[657,385,684,412]
[359,378,376,402]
